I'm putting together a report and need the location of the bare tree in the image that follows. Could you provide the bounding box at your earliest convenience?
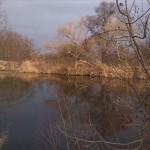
[57,19,92,75]
[116,0,150,78]
[0,31,35,62]
[0,0,35,64]
[0,0,7,38]
[84,1,118,64]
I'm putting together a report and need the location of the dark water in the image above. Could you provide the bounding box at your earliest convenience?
[0,73,149,150]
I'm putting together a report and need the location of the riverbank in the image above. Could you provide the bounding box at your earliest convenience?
[0,60,148,79]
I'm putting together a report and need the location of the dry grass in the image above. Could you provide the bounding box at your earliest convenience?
[0,132,7,150]
[0,60,148,79]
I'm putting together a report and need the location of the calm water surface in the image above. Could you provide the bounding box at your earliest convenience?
[0,73,149,150]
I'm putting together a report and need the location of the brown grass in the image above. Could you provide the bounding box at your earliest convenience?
[0,60,148,79]
[0,133,7,150]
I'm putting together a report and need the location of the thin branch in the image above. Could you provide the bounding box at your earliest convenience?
[77,60,93,67]
[58,126,143,149]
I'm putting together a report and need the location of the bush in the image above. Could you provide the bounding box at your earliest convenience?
[0,31,35,62]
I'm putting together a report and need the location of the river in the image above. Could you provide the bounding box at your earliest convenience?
[0,73,149,150]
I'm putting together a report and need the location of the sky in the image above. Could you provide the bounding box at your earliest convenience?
[2,0,148,51]
[3,0,100,50]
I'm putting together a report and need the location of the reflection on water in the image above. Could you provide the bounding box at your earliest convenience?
[0,73,149,150]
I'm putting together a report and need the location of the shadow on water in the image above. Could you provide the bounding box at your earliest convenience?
[0,73,149,149]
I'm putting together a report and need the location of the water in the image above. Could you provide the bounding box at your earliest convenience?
[0,73,149,150]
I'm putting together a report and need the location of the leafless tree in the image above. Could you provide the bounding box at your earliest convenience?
[0,31,35,62]
[84,1,118,64]
[0,0,35,64]
[57,19,93,75]
[116,0,150,78]
[0,0,7,38]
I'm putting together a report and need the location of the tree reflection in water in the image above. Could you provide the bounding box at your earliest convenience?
[0,74,36,112]
[0,74,149,149]
[41,76,150,150]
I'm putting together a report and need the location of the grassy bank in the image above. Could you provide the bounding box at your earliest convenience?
[0,60,148,79]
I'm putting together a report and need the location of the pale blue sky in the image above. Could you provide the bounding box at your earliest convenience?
[3,0,148,50]
[3,0,100,49]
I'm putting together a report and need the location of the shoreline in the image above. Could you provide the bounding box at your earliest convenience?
[0,70,149,80]
[0,60,149,80]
